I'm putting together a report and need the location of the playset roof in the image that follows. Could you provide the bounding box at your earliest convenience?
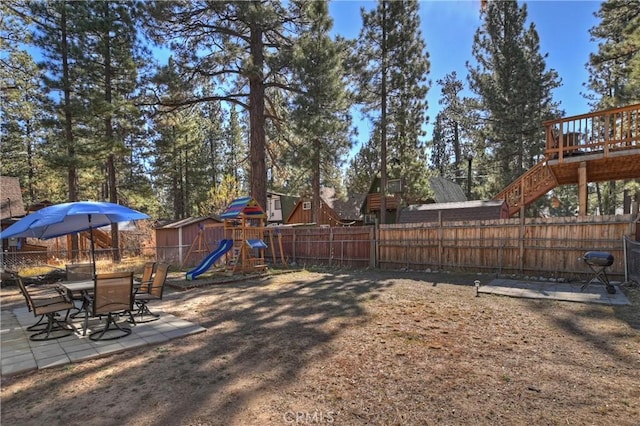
[220,196,266,219]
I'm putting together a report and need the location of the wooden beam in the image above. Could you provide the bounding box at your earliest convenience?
[578,161,588,216]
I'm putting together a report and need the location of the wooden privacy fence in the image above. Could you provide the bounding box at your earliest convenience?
[271,214,637,279]
[274,226,375,268]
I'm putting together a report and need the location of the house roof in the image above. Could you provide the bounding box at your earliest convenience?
[428,177,467,203]
[1,176,26,220]
[305,188,364,222]
[398,199,508,224]
[220,196,266,219]
[403,200,505,211]
[331,193,366,221]
[155,216,220,230]
[285,196,345,225]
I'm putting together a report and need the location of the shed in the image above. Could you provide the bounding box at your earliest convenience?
[398,200,510,224]
[155,216,223,266]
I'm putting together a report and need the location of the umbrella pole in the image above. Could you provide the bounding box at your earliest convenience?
[89,214,97,278]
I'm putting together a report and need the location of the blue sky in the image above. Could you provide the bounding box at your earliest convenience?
[329,0,601,145]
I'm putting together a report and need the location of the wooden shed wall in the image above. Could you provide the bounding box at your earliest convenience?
[156,219,224,265]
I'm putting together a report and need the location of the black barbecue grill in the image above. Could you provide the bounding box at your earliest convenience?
[580,251,616,294]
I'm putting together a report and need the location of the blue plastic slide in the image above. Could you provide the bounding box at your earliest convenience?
[186,239,234,281]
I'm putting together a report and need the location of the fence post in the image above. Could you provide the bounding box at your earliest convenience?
[329,227,334,267]
[438,211,443,270]
[370,226,377,268]
[292,229,297,264]
[519,214,525,274]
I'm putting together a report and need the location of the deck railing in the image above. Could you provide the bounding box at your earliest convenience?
[544,103,640,162]
[493,161,557,216]
[366,193,399,212]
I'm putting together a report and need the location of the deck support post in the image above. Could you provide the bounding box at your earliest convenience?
[578,162,588,216]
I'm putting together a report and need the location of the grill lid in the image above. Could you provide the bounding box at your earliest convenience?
[582,251,614,267]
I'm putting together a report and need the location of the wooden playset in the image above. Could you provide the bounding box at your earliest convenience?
[220,196,269,274]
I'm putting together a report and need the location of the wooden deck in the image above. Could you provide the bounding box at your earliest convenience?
[494,103,640,216]
[365,193,399,212]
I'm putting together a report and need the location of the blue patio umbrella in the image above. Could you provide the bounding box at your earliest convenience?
[0,201,150,275]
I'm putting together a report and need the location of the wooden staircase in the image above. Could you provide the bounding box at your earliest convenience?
[493,161,558,217]
[494,103,640,216]
[67,228,112,251]
[84,228,112,248]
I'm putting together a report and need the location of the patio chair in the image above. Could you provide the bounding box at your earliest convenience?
[17,276,75,341]
[65,262,96,318]
[136,261,156,294]
[89,272,134,341]
[15,274,70,332]
[132,263,169,323]
[65,263,94,281]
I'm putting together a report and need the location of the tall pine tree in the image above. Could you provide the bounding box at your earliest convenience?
[467,0,560,198]
[142,0,321,211]
[352,0,430,222]
[587,0,640,109]
[288,2,353,223]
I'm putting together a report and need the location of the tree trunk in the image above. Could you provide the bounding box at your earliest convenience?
[380,0,388,225]
[249,23,267,211]
[61,3,79,260]
[102,9,120,263]
[312,139,321,225]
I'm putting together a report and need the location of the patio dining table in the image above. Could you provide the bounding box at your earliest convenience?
[58,279,95,336]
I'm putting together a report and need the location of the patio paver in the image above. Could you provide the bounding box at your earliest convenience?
[1,306,206,376]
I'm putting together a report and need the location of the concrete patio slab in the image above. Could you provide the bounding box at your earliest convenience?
[480,278,631,305]
[1,306,206,377]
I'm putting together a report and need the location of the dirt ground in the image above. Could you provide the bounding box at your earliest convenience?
[1,269,639,425]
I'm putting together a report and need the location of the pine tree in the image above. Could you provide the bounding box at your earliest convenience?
[26,1,84,204]
[587,0,640,108]
[345,138,380,195]
[352,0,430,222]
[585,0,639,215]
[142,0,318,211]
[225,105,249,192]
[467,0,561,197]
[19,1,90,259]
[72,1,149,261]
[430,112,452,178]
[0,3,48,205]
[288,2,353,223]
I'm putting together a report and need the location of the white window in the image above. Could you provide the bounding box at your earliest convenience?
[302,201,311,210]
[387,179,403,194]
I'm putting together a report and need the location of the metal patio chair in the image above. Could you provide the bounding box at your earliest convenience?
[89,272,134,341]
[17,276,75,341]
[132,263,169,323]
